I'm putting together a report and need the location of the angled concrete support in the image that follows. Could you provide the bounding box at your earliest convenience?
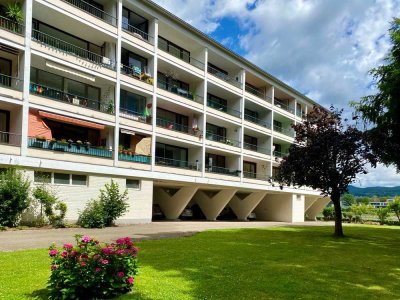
[155,186,199,220]
[254,193,305,223]
[229,191,268,220]
[194,189,238,220]
[305,197,331,220]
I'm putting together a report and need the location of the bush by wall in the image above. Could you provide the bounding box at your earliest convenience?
[48,235,138,299]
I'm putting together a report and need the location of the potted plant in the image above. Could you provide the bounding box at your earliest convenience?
[127,149,133,156]
[122,149,128,155]
[76,140,82,149]
[84,141,91,151]
[36,135,46,142]
[118,145,124,154]
[106,100,114,114]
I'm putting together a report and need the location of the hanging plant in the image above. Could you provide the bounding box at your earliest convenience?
[6,2,23,23]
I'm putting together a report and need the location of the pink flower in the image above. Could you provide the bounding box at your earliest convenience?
[51,264,57,271]
[117,271,125,278]
[127,277,134,285]
[116,238,125,245]
[100,259,109,265]
[81,235,91,243]
[95,267,102,273]
[63,243,73,250]
[49,249,58,257]
[61,251,68,258]
[132,247,138,253]
[80,261,86,267]
[70,251,77,257]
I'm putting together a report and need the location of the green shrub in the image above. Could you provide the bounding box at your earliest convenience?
[78,180,129,228]
[388,197,400,223]
[0,168,31,227]
[322,207,335,221]
[48,235,138,299]
[77,200,105,228]
[349,204,373,223]
[375,207,390,225]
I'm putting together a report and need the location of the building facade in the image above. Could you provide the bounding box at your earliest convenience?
[0,0,329,224]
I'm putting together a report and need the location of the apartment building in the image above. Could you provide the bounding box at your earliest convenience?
[0,0,329,224]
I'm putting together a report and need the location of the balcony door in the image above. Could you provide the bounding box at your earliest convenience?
[0,110,10,143]
[243,161,257,178]
[0,58,12,87]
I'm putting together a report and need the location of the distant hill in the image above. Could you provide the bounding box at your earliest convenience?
[348,185,400,197]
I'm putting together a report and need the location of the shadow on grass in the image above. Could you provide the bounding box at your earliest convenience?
[27,289,48,300]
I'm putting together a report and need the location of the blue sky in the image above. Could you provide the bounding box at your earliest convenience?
[154,0,400,187]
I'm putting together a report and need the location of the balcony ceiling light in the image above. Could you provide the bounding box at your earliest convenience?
[45,61,96,82]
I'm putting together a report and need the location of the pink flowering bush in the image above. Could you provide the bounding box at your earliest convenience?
[48,234,138,299]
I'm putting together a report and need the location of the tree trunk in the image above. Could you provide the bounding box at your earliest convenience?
[331,191,344,237]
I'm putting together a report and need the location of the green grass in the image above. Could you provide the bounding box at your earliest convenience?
[1,226,400,299]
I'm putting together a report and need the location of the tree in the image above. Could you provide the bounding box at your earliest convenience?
[277,107,375,237]
[356,196,371,205]
[376,207,390,225]
[353,18,400,170]
[341,194,356,207]
[388,197,400,222]
[100,180,129,226]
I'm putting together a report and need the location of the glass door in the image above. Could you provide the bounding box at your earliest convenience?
[0,110,10,143]
[0,58,12,87]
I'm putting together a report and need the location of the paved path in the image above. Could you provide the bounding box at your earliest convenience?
[0,221,332,251]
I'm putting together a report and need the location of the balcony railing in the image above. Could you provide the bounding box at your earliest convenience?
[243,143,271,155]
[63,0,117,25]
[156,118,194,135]
[207,65,242,89]
[157,79,203,104]
[32,30,115,70]
[120,64,153,85]
[207,98,241,118]
[245,84,271,103]
[156,156,201,170]
[28,137,113,159]
[273,150,288,158]
[0,15,24,35]
[0,73,22,90]
[205,165,241,177]
[122,22,154,44]
[244,114,271,129]
[273,124,295,138]
[158,39,204,70]
[205,131,241,148]
[118,153,151,164]
[243,171,270,181]
[274,99,295,114]
[0,131,21,146]
[30,83,114,114]
[119,107,151,124]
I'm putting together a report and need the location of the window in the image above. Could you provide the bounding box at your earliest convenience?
[120,89,147,115]
[157,72,190,91]
[205,153,225,168]
[208,63,228,76]
[158,36,190,63]
[0,57,12,86]
[122,7,149,37]
[244,108,259,120]
[156,143,188,162]
[243,161,257,177]
[34,171,51,183]
[244,135,258,150]
[121,48,148,72]
[157,108,188,132]
[0,110,10,144]
[72,174,87,186]
[54,173,70,185]
[126,179,140,189]
[207,93,227,112]
[206,123,226,138]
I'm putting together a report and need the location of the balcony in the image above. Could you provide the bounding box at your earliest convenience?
[207,64,242,89]
[156,118,195,136]
[119,107,150,124]
[158,38,204,71]
[118,152,151,164]
[205,165,241,177]
[157,79,203,104]
[0,73,23,100]
[155,156,200,170]
[245,84,271,103]
[243,143,271,155]
[243,171,270,181]
[31,30,115,70]
[206,132,241,148]
[274,99,295,114]
[28,137,113,159]
[122,22,154,45]
[207,98,241,119]
[0,15,24,35]
[244,114,271,129]
[273,150,288,158]
[29,83,114,115]
[0,131,21,155]
[63,0,117,25]
[273,124,295,138]
[121,64,153,85]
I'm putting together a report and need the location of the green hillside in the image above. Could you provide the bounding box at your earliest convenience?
[348,185,400,197]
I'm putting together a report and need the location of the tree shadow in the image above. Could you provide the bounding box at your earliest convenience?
[26,288,48,299]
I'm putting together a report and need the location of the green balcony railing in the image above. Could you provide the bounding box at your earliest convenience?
[206,165,241,177]
[63,0,117,25]
[156,156,200,170]
[0,15,24,34]
[243,143,271,155]
[245,84,272,103]
[158,38,205,70]
[0,73,22,90]
[273,124,295,138]
[118,153,151,164]
[207,64,242,89]
[0,131,21,146]
[243,171,270,181]
[122,22,154,44]
[156,118,194,135]
[244,114,271,129]
[207,98,241,118]
[28,137,113,159]
[120,64,153,85]
[157,79,203,104]
[206,131,241,148]
[274,99,295,114]
[32,29,115,69]
[30,83,114,114]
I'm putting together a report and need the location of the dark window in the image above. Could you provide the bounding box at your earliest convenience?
[157,72,190,91]
[205,153,225,168]
[208,63,228,76]
[126,179,140,189]
[120,89,147,114]
[273,143,282,153]
[244,135,257,146]
[243,161,257,176]
[156,142,188,162]
[121,48,148,73]
[157,108,188,132]
[0,57,12,87]
[122,7,148,35]
[207,93,227,112]
[206,123,226,138]
[72,174,87,186]
[0,110,10,143]
[34,171,51,183]
[54,173,70,185]
[244,108,258,119]
[158,36,190,63]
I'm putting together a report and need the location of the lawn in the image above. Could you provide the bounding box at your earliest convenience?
[0,226,399,299]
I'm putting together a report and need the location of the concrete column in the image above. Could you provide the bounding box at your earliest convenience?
[240,69,245,182]
[151,18,159,171]
[254,193,305,223]
[229,191,267,220]
[201,48,208,177]
[155,186,198,220]
[194,189,237,221]
[305,197,331,220]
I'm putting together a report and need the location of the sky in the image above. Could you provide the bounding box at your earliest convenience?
[153,0,400,187]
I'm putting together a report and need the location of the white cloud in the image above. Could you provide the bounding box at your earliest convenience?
[356,164,400,187]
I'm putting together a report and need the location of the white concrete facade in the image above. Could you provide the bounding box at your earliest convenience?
[0,0,328,224]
